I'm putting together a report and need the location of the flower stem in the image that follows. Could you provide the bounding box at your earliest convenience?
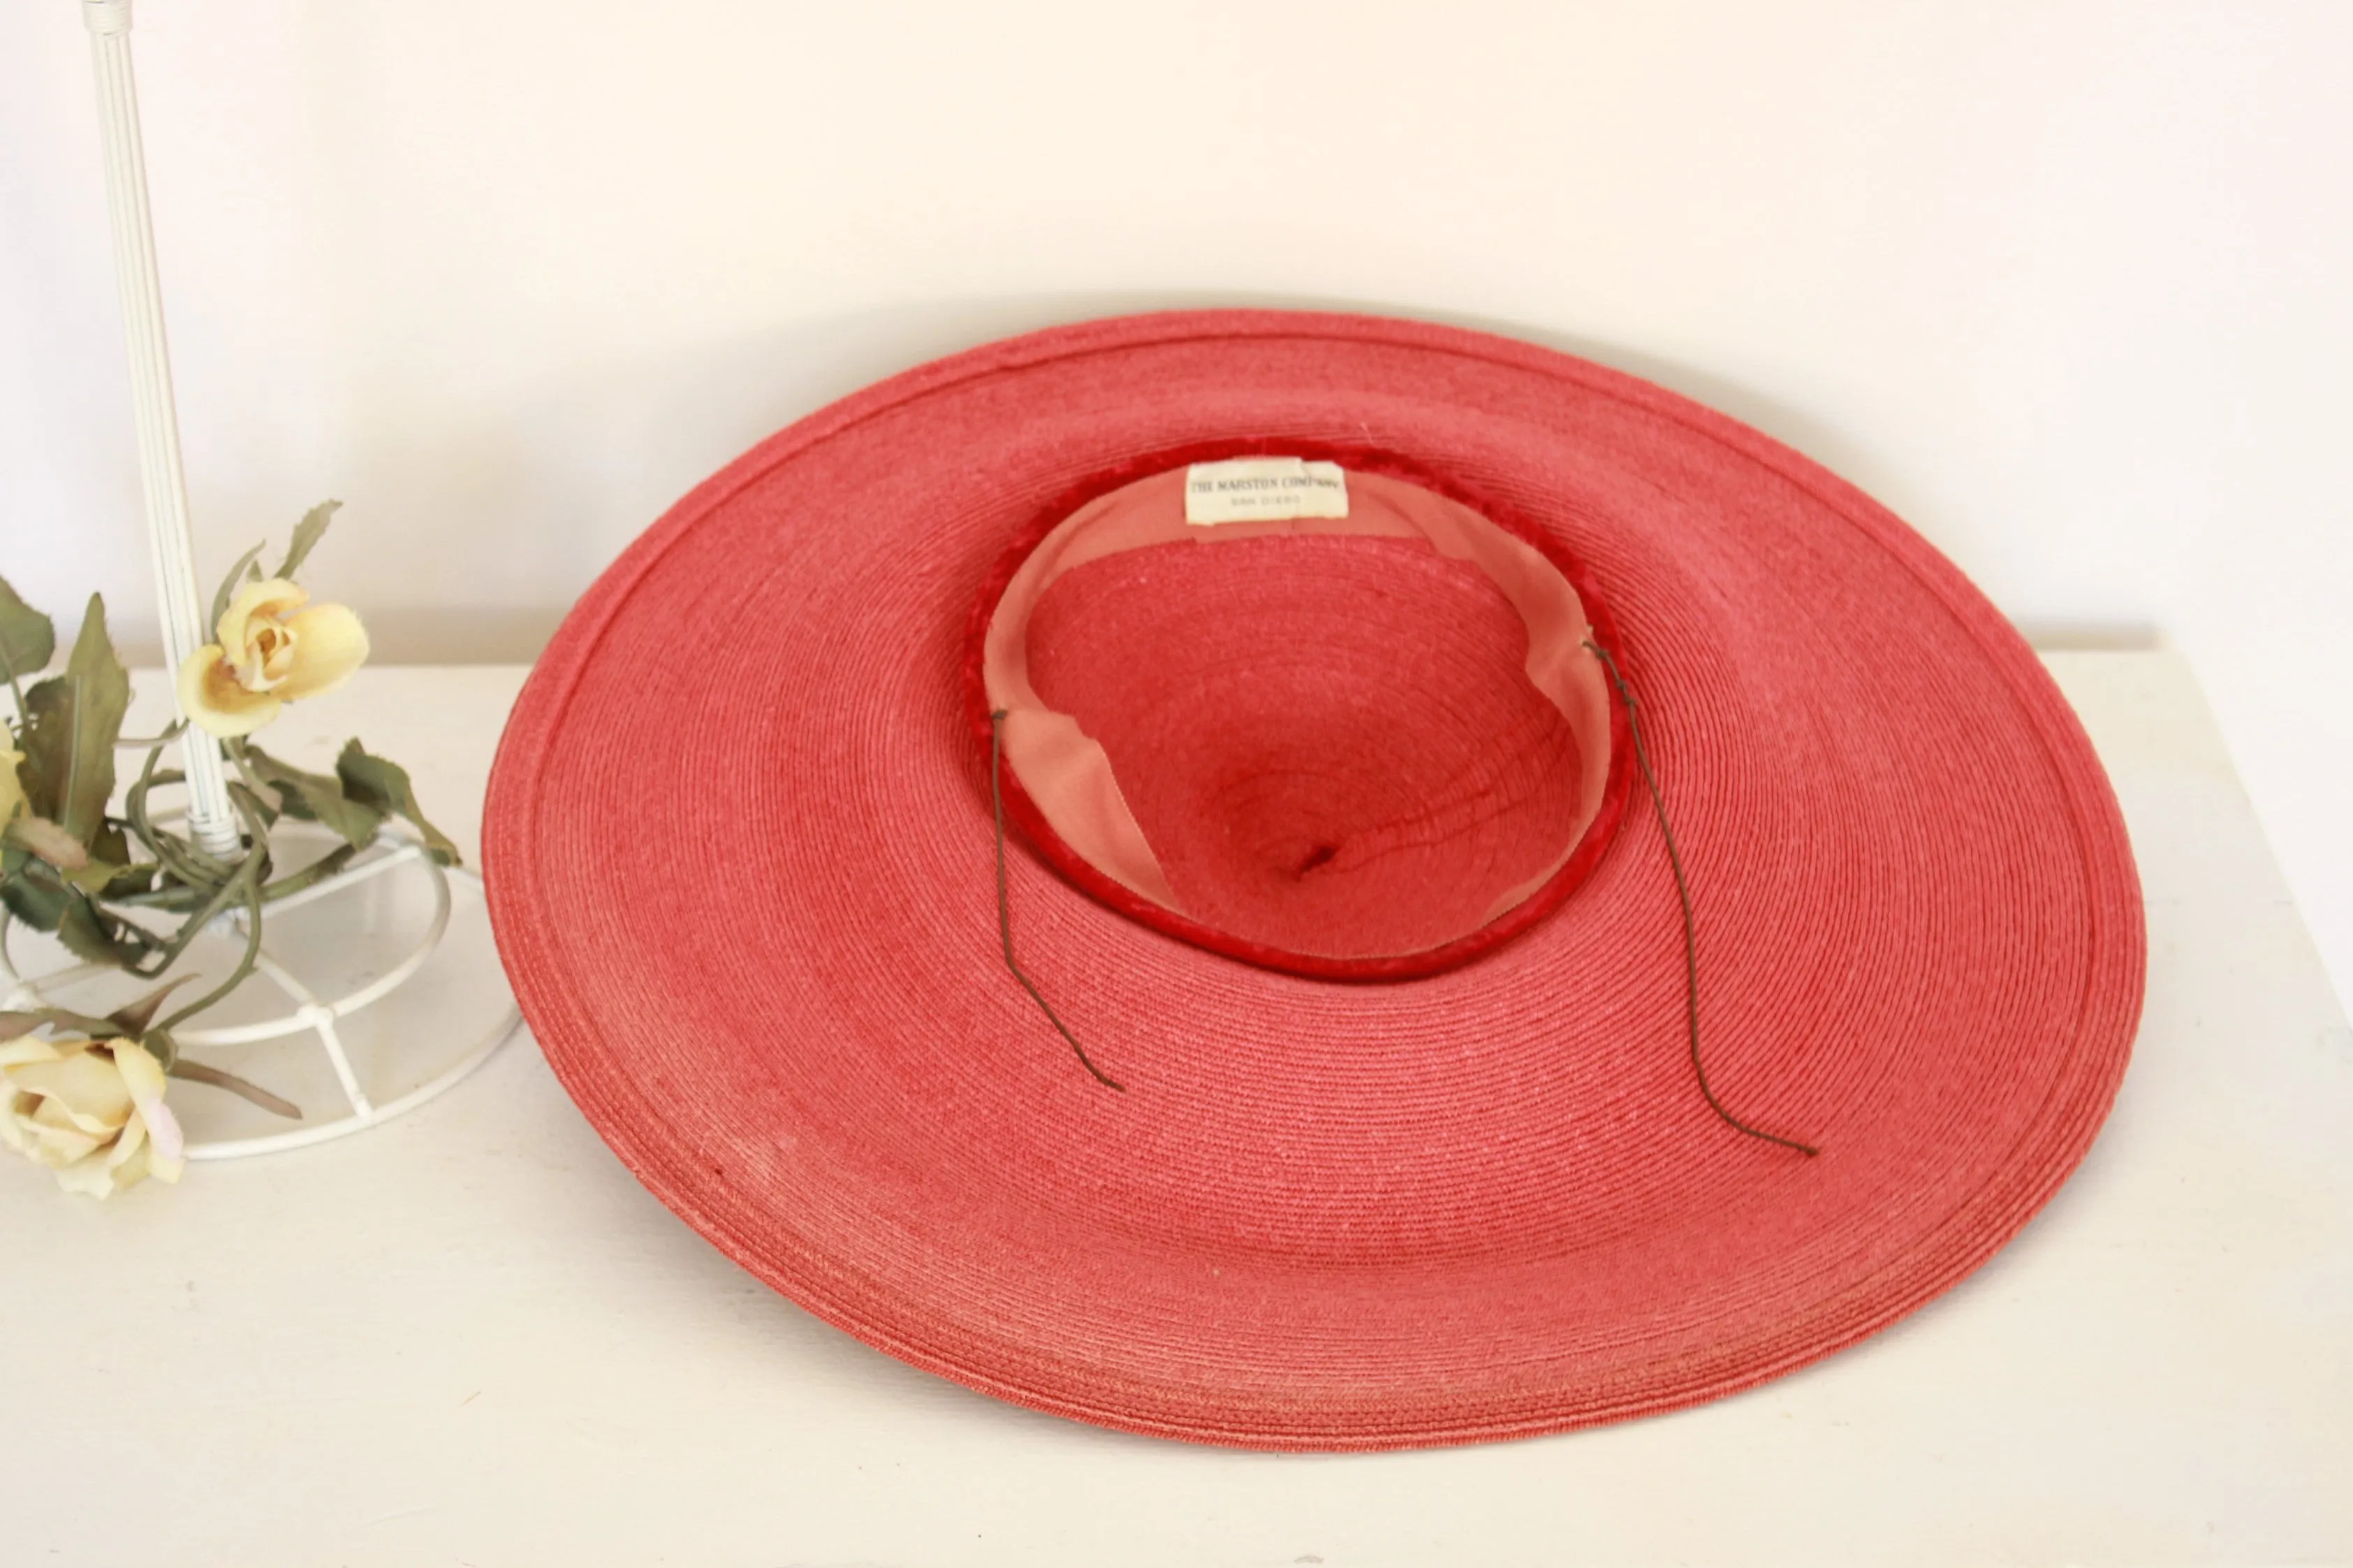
[154,792,272,1034]
[112,840,358,914]
[223,736,272,809]
[122,846,263,978]
[125,748,237,888]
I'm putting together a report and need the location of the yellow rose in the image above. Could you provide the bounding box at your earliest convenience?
[1,1034,185,1197]
[177,577,369,738]
[1,745,24,827]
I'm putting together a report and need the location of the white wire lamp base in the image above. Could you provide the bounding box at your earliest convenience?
[1,816,520,1159]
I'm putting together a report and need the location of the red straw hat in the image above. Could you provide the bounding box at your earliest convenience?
[483,309,2144,1450]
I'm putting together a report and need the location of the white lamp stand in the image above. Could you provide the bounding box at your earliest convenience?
[0,0,522,1157]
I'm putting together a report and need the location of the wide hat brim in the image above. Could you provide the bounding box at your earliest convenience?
[484,310,2144,1451]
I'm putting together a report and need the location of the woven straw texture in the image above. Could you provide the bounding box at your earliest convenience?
[483,310,2145,1451]
[966,446,1637,979]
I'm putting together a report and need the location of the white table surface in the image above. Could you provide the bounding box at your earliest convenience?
[7,652,2350,1568]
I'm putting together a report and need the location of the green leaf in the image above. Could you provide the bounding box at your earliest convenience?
[0,845,65,932]
[0,844,138,968]
[167,1055,301,1119]
[278,499,342,581]
[337,739,460,865]
[73,820,156,900]
[237,745,324,818]
[228,777,280,830]
[207,540,270,646]
[62,860,128,897]
[0,575,56,689]
[54,895,144,970]
[16,596,130,842]
[106,977,193,1041]
[89,819,131,865]
[0,842,138,966]
[0,810,122,900]
[244,743,383,849]
[101,861,159,901]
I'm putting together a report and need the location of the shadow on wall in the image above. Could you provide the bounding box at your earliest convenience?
[168,291,2144,667]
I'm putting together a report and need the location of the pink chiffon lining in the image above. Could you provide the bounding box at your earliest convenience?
[982,465,1616,939]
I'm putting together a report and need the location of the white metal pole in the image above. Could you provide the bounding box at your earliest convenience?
[82,0,242,860]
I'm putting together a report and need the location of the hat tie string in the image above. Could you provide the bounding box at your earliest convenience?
[1585,641,1819,1158]
[992,677,1818,1157]
[991,708,1124,1091]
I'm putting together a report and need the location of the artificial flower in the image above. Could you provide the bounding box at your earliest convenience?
[177,577,369,738]
[1,745,24,827]
[1,1034,184,1197]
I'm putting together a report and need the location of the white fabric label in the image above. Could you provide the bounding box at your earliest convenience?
[1183,458,1350,525]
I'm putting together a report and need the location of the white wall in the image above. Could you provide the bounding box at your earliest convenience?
[3,1,2347,1003]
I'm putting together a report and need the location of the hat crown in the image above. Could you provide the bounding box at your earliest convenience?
[974,449,1631,976]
